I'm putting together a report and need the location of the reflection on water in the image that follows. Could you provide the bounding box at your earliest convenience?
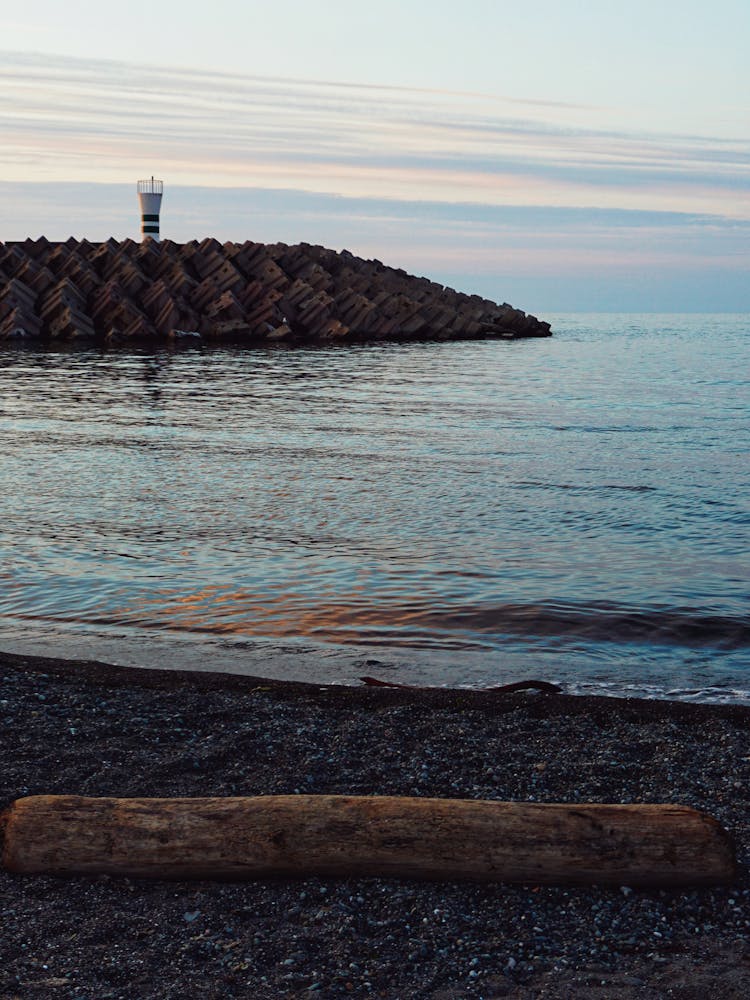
[1,313,749,699]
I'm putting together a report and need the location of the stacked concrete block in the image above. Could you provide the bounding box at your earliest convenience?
[45,244,76,277]
[133,239,162,279]
[161,267,195,302]
[204,290,244,323]
[13,260,41,291]
[63,260,99,298]
[89,240,121,280]
[238,279,265,310]
[47,305,96,342]
[153,297,181,337]
[248,257,288,292]
[0,238,551,345]
[18,236,51,260]
[117,262,149,299]
[118,298,151,336]
[1,278,37,315]
[295,290,335,337]
[0,307,43,340]
[89,281,125,326]
[278,278,319,321]
[141,279,172,320]
[39,279,87,326]
[244,289,284,336]
[117,315,154,343]
[228,241,268,276]
[190,277,222,313]
[0,277,41,339]
[25,266,57,298]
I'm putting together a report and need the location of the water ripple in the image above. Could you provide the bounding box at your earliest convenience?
[1,313,749,696]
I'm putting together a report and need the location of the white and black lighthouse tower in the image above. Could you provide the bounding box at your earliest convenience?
[137,177,163,241]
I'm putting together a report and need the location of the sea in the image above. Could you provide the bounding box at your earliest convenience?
[1,313,748,703]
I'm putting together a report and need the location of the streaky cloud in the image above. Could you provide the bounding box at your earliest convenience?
[1,49,748,222]
[1,50,748,311]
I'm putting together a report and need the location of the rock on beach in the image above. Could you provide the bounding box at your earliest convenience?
[0,237,552,347]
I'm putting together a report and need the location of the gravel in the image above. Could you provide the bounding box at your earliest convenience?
[1,649,749,999]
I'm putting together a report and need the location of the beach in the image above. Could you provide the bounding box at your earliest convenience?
[1,649,749,999]
[3,3,748,997]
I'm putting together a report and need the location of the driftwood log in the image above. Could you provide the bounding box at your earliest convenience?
[0,795,736,886]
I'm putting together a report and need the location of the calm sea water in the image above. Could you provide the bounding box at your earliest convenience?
[1,314,748,702]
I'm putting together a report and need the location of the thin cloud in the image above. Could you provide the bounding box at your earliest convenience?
[1,49,748,222]
[2,179,746,260]
[1,51,748,309]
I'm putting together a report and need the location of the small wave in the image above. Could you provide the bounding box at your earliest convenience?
[6,598,749,653]
[461,601,749,650]
[565,680,750,706]
[514,480,657,494]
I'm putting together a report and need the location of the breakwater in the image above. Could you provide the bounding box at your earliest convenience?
[0,238,551,346]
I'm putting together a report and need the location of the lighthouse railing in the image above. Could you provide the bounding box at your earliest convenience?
[137,178,163,195]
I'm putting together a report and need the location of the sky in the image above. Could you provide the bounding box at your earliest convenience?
[2,0,749,311]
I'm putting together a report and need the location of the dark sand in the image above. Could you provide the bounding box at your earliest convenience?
[1,649,749,999]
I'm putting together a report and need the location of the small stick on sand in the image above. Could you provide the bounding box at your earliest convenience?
[359,676,562,694]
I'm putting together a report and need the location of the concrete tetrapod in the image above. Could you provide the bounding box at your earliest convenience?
[0,239,552,344]
[0,795,737,886]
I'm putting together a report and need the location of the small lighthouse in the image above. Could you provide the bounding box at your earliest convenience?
[137,177,163,241]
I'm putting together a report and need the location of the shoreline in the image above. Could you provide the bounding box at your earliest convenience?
[2,647,750,998]
[3,646,750,724]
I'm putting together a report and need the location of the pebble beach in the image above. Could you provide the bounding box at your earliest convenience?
[1,649,749,999]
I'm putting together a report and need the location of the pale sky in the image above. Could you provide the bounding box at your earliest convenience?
[2,0,749,310]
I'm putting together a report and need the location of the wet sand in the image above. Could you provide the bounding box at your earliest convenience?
[1,648,749,999]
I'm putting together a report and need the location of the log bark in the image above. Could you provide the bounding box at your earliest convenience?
[0,795,737,886]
